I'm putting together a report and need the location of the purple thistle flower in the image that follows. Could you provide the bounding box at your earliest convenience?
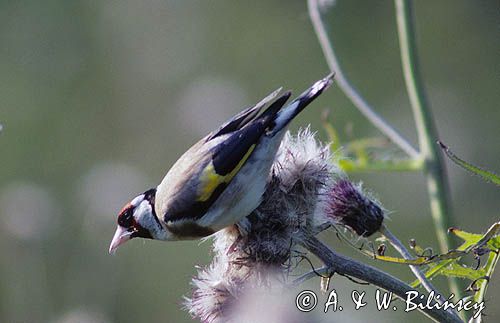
[325,179,384,237]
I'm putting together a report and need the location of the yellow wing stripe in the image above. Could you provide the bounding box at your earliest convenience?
[197,144,256,202]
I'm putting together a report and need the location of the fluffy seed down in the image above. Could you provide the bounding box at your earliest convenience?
[185,129,337,322]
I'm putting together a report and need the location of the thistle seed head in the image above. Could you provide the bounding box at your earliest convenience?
[324,179,384,237]
[185,129,340,322]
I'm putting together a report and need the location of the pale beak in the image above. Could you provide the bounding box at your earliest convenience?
[109,226,133,255]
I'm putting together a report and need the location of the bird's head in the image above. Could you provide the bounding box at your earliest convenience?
[109,188,166,254]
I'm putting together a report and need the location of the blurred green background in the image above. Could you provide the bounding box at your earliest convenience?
[0,0,498,322]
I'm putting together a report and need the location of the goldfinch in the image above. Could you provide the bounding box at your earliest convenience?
[109,73,334,254]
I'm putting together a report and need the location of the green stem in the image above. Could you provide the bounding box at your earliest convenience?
[307,0,419,159]
[471,250,499,322]
[339,158,423,172]
[394,0,461,300]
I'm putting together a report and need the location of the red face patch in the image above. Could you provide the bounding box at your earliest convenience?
[117,203,136,228]
[118,202,132,215]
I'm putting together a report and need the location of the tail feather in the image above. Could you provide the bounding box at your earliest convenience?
[271,72,334,134]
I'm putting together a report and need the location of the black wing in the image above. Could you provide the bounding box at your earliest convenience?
[211,92,291,175]
[164,92,291,223]
[207,87,283,141]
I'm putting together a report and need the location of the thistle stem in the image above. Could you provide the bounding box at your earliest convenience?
[299,234,462,323]
[380,225,438,294]
[379,225,461,321]
[394,0,460,299]
[307,0,419,159]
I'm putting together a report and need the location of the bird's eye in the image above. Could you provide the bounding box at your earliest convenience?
[117,207,134,227]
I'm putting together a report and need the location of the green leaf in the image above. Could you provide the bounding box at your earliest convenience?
[439,262,486,280]
[438,141,500,186]
[488,234,500,249]
[450,222,500,251]
[448,227,483,243]
[410,222,500,288]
